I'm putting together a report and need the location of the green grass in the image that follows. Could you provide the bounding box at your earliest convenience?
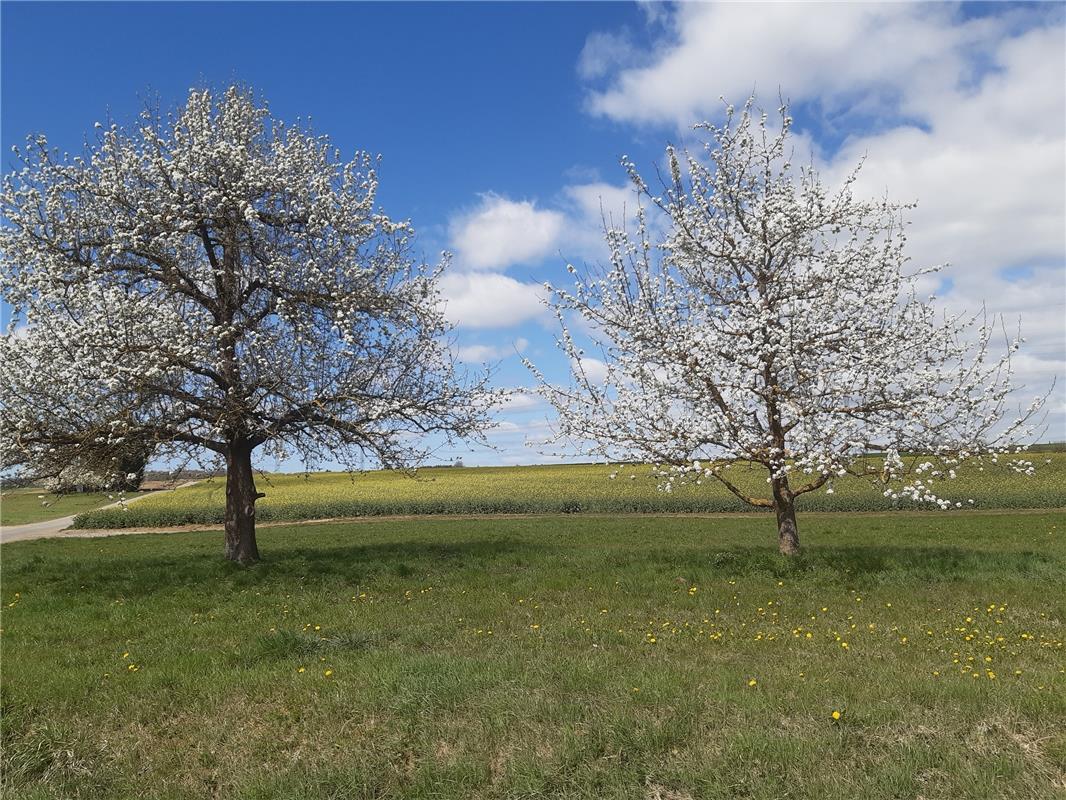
[72,453,1066,529]
[0,488,149,527]
[2,512,1064,798]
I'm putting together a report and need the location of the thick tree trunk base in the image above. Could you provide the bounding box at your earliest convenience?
[777,515,801,556]
[772,479,801,556]
[224,442,262,564]
[224,523,260,564]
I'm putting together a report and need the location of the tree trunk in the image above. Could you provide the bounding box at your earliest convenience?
[771,476,801,556]
[224,441,262,564]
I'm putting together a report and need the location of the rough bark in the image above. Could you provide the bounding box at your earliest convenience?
[771,476,801,556]
[224,441,262,564]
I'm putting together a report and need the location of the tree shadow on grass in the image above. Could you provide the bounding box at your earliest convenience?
[248,536,544,582]
[6,536,541,599]
[6,534,1061,600]
[643,544,1062,584]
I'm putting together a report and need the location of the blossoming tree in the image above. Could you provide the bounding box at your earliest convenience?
[1,87,493,562]
[529,99,1044,555]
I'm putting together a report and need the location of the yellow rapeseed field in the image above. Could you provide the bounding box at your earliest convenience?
[75,453,1066,528]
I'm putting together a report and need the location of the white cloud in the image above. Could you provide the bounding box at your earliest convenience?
[578,4,1065,437]
[583,4,1019,126]
[824,25,1065,283]
[571,355,609,384]
[446,181,645,277]
[457,337,529,363]
[449,193,566,271]
[577,30,638,81]
[497,390,543,412]
[562,181,638,233]
[816,23,1066,438]
[438,181,643,337]
[438,272,546,329]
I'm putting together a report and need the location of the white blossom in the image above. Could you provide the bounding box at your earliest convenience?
[528,97,1047,552]
[1,87,497,560]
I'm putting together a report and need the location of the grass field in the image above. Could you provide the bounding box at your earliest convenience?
[2,512,1064,798]
[71,453,1066,529]
[0,488,150,527]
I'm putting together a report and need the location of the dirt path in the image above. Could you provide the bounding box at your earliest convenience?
[0,482,201,544]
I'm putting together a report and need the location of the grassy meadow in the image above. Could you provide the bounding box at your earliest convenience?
[0,488,150,527]
[72,453,1066,529]
[2,511,1065,799]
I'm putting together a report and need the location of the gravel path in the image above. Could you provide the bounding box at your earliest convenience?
[0,482,200,544]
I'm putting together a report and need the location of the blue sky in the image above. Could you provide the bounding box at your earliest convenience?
[3,2,1064,467]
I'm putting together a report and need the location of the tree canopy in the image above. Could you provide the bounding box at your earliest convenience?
[529,98,1046,553]
[1,87,494,561]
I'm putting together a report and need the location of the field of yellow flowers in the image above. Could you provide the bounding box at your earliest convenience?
[1,511,1063,798]
[73,452,1066,529]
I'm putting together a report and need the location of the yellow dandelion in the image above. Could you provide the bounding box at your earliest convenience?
[324,669,333,677]
[297,667,306,673]
[747,678,757,687]
[831,710,842,721]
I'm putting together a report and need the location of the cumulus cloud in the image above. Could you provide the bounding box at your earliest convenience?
[571,355,609,384]
[582,4,1029,126]
[825,26,1065,281]
[577,30,638,81]
[578,3,1065,436]
[562,181,637,233]
[438,272,546,329]
[439,180,644,336]
[818,23,1066,436]
[497,390,543,412]
[448,181,644,272]
[449,193,566,271]
[457,337,529,363]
